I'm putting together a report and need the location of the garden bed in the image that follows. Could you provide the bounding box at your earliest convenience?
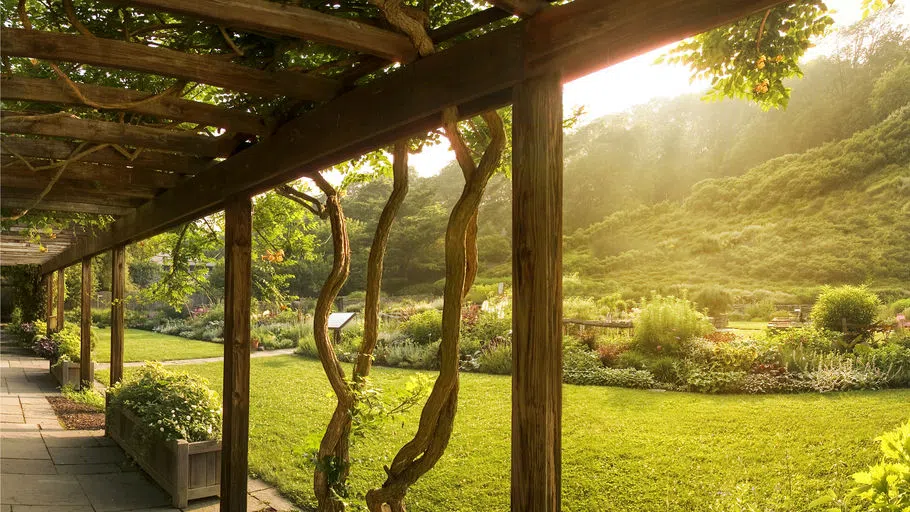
[50,360,94,390]
[46,395,104,430]
[106,402,221,508]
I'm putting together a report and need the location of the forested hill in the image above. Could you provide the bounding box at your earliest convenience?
[566,105,910,298]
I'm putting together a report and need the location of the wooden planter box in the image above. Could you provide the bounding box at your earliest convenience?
[49,360,94,390]
[106,403,221,508]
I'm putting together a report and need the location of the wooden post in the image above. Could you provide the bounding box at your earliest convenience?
[110,247,126,386]
[221,196,252,512]
[44,273,54,335]
[511,72,563,512]
[56,269,65,331]
[80,258,93,388]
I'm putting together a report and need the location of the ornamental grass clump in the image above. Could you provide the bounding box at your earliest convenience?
[633,295,713,355]
[107,363,221,446]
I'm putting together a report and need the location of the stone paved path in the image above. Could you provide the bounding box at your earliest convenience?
[1,334,301,512]
[94,348,297,371]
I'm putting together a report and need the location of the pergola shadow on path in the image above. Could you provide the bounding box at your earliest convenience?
[1,0,784,510]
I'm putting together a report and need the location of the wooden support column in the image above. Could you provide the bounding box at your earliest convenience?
[221,196,252,512]
[511,72,563,512]
[80,258,93,388]
[44,273,54,335]
[110,247,126,386]
[56,269,65,331]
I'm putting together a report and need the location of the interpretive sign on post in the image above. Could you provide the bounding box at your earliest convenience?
[328,312,357,345]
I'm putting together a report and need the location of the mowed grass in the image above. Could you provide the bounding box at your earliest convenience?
[727,321,767,330]
[92,327,223,363]
[96,356,910,511]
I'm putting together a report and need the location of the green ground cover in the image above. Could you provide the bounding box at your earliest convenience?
[96,355,910,511]
[92,328,222,363]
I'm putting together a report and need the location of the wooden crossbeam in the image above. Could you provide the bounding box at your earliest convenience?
[2,187,145,208]
[1,112,236,157]
[1,77,268,136]
[486,0,548,17]
[1,156,183,189]
[1,111,237,157]
[2,28,341,101]
[1,174,161,199]
[125,0,416,62]
[42,0,785,273]
[1,197,134,216]
[1,136,210,174]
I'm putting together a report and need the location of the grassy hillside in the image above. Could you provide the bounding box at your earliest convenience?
[566,105,910,299]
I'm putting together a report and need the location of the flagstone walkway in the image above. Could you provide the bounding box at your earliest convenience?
[1,334,301,512]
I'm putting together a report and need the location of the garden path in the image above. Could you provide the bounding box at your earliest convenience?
[0,334,300,511]
[94,348,297,371]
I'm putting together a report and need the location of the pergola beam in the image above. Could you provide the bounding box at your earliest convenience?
[486,0,548,17]
[1,157,183,189]
[1,197,135,216]
[123,0,417,63]
[1,112,238,158]
[1,77,268,136]
[41,0,785,274]
[1,28,341,101]
[1,174,161,199]
[1,136,211,174]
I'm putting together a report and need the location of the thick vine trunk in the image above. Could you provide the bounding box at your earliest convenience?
[365,109,505,512]
[310,175,353,512]
[355,141,410,381]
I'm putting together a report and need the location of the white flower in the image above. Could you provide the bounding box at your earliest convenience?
[160,427,164,432]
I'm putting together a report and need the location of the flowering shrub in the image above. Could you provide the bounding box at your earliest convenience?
[30,323,90,362]
[107,363,221,447]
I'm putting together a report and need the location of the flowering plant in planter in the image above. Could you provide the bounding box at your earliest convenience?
[107,363,222,449]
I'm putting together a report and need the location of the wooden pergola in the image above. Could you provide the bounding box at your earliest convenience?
[0,1,783,510]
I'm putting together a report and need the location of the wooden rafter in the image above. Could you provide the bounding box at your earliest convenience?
[2,187,144,208]
[1,112,238,157]
[2,28,341,101]
[1,77,269,136]
[486,0,548,17]
[1,174,161,199]
[41,0,787,273]
[124,0,417,62]
[1,197,134,216]
[1,156,183,189]
[1,136,211,174]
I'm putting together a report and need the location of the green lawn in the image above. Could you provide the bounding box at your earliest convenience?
[727,321,767,330]
[92,328,223,363]
[96,355,910,511]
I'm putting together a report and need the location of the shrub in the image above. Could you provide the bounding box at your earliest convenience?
[633,296,713,355]
[107,363,221,447]
[33,324,93,362]
[91,308,111,328]
[615,350,649,370]
[811,285,881,340]
[684,367,746,394]
[563,366,655,389]
[401,310,443,345]
[563,342,602,373]
[848,418,910,510]
[646,356,680,384]
[464,311,511,347]
[855,343,910,387]
[476,341,512,375]
[745,300,775,321]
[693,286,733,316]
[596,342,628,367]
[387,340,439,370]
[295,334,319,359]
[769,326,838,353]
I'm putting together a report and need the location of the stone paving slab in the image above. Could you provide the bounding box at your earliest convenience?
[0,474,92,507]
[78,472,172,512]
[49,445,128,465]
[0,458,57,474]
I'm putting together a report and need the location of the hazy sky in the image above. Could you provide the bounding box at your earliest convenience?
[406,0,902,176]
